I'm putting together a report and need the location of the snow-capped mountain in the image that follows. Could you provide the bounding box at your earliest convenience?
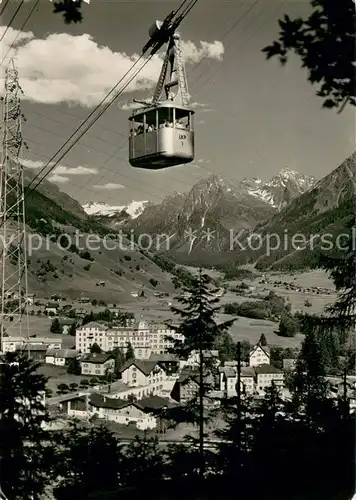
[241,167,316,210]
[83,201,149,218]
[126,167,318,265]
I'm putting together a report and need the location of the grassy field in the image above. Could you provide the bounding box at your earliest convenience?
[38,364,84,394]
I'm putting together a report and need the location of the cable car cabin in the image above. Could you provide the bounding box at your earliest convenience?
[129,103,194,169]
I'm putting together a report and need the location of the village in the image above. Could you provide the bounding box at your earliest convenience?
[3,307,355,441]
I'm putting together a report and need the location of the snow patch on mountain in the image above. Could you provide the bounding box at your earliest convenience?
[242,167,316,210]
[83,201,149,219]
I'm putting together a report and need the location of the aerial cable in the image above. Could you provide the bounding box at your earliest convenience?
[25,54,156,195]
[0,0,39,67]
[0,0,24,42]
[0,0,10,16]
[25,0,198,194]
[25,53,146,191]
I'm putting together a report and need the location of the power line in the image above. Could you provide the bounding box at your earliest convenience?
[0,0,10,16]
[0,0,24,42]
[20,0,267,207]
[0,0,39,67]
[19,0,264,209]
[25,0,199,195]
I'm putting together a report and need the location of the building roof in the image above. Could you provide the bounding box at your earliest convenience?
[19,344,49,352]
[77,321,109,330]
[89,393,169,414]
[149,353,179,362]
[46,302,59,308]
[254,364,282,375]
[219,365,255,378]
[249,343,271,357]
[82,353,113,364]
[135,395,178,412]
[89,393,129,410]
[120,359,162,376]
[46,348,78,359]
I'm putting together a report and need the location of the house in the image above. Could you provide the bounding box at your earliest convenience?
[2,336,62,353]
[249,344,270,367]
[45,303,59,315]
[254,364,284,394]
[149,353,180,375]
[182,349,220,369]
[18,344,48,361]
[78,297,90,304]
[170,365,215,403]
[26,294,35,305]
[75,321,109,353]
[171,369,199,403]
[64,393,170,429]
[58,318,76,335]
[120,359,167,388]
[80,353,115,376]
[45,348,79,366]
[219,363,255,397]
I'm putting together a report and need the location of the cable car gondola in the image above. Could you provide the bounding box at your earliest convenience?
[129,20,195,170]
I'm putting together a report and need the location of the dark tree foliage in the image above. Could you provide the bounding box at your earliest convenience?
[290,330,331,426]
[53,0,83,24]
[120,435,165,487]
[167,270,235,476]
[263,0,356,111]
[67,356,81,375]
[54,421,121,497]
[90,342,102,354]
[50,317,62,333]
[125,342,135,361]
[258,333,267,346]
[0,351,54,499]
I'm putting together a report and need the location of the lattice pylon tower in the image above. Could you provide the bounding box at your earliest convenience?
[0,59,29,353]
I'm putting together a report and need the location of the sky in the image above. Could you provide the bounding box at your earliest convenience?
[0,0,354,206]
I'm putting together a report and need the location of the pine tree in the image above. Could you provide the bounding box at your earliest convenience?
[68,322,76,336]
[258,333,267,346]
[54,421,122,497]
[290,330,329,425]
[0,351,54,498]
[125,342,135,361]
[67,357,81,375]
[167,269,235,478]
[90,342,102,354]
[50,317,62,333]
[120,435,165,489]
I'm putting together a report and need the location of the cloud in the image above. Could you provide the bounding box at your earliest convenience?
[93,182,126,190]
[119,100,144,110]
[20,158,43,169]
[0,27,224,107]
[182,41,224,64]
[190,102,214,113]
[54,165,98,175]
[48,174,70,184]
[20,158,97,183]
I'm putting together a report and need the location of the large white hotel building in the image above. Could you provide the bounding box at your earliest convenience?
[75,320,183,359]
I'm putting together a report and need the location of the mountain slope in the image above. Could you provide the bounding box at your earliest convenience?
[129,175,276,265]
[24,168,88,221]
[4,175,177,299]
[83,200,151,228]
[242,167,316,210]
[253,152,355,270]
[126,168,315,265]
